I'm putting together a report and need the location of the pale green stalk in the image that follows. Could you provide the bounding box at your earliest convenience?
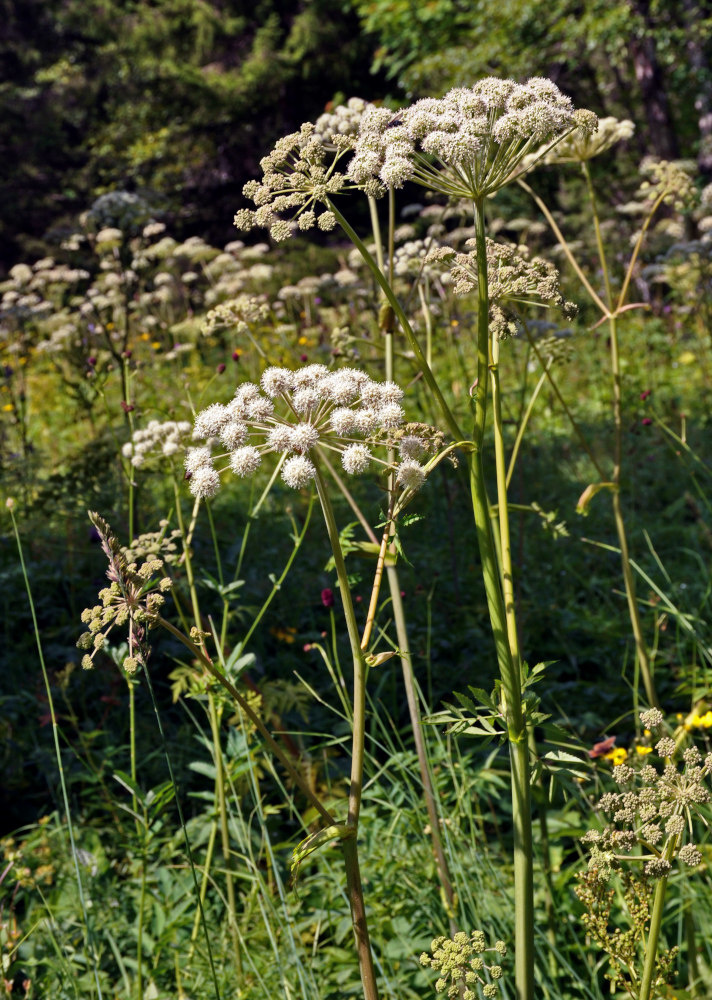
[472,197,534,1000]
[582,162,659,709]
[158,617,337,825]
[137,658,221,1000]
[521,324,607,480]
[10,505,105,1000]
[505,366,549,490]
[312,456,379,1000]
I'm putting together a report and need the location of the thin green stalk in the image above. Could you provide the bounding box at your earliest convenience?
[9,504,105,1000]
[158,617,337,826]
[189,820,218,947]
[136,820,148,1000]
[472,198,534,1000]
[490,332,521,672]
[522,324,607,480]
[581,165,659,709]
[312,457,379,1000]
[207,693,242,976]
[505,366,548,489]
[319,451,458,925]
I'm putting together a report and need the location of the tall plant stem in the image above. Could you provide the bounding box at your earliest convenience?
[638,837,676,1000]
[319,453,457,925]
[472,198,534,1000]
[582,164,659,709]
[490,333,521,671]
[313,457,379,1000]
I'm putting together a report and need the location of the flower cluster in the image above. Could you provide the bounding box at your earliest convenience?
[122,419,192,468]
[201,294,270,336]
[521,116,634,169]
[187,366,437,499]
[234,123,355,242]
[581,710,710,884]
[313,97,376,147]
[636,157,698,213]
[77,512,173,674]
[419,930,507,999]
[347,77,597,199]
[427,238,575,337]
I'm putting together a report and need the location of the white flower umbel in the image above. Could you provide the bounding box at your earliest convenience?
[189,365,436,499]
[347,77,597,200]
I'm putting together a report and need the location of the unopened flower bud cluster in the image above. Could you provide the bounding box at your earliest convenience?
[187,365,434,499]
[420,930,507,999]
[582,709,710,882]
[636,157,698,213]
[202,294,270,336]
[77,513,173,674]
[347,77,597,199]
[521,116,634,169]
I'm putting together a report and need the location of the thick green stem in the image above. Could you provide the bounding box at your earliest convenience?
[312,457,379,1000]
[638,839,676,1000]
[472,198,534,1000]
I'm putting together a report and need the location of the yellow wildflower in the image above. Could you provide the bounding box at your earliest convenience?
[636,746,653,755]
[603,747,628,766]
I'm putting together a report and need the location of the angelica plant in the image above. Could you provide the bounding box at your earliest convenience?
[232,74,597,1000]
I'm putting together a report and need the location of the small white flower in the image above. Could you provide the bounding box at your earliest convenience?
[330,407,356,435]
[353,409,380,434]
[378,402,405,429]
[246,397,275,421]
[194,403,230,439]
[229,446,262,477]
[261,367,294,396]
[399,435,426,460]
[184,447,213,474]
[282,455,316,488]
[396,459,426,491]
[220,420,249,449]
[290,422,320,453]
[189,465,220,498]
[267,424,294,451]
[342,444,372,474]
[293,387,322,413]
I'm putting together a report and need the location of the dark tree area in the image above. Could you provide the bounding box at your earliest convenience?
[0,0,383,269]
